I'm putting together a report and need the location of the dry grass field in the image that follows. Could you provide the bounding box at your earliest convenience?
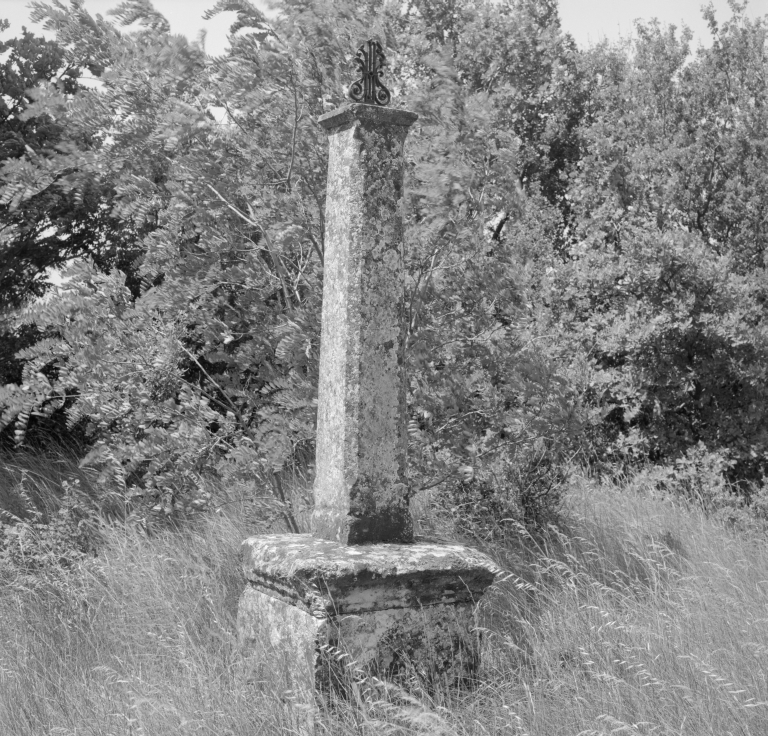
[2,451,768,735]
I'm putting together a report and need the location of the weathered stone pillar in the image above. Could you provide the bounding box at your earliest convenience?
[311,104,416,545]
[236,69,499,721]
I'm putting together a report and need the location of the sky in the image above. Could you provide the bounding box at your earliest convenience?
[1,0,768,55]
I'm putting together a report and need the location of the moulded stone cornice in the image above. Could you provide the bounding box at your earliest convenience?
[318,103,418,131]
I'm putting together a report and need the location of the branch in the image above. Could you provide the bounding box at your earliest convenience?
[304,225,324,267]
[221,100,282,179]
[270,473,300,533]
[205,183,295,310]
[286,73,301,192]
[416,471,455,493]
[408,246,441,337]
[177,341,243,424]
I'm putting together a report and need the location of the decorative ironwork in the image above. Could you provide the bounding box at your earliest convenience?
[348,39,391,107]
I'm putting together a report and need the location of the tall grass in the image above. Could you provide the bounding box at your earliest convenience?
[469,479,768,735]
[2,450,768,734]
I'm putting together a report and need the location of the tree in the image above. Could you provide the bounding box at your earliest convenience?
[546,6,768,483]
[0,17,141,310]
[5,0,768,529]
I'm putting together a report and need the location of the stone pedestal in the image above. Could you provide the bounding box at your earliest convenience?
[236,534,499,708]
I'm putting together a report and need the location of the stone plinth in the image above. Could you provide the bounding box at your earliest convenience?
[236,534,499,702]
[312,104,418,544]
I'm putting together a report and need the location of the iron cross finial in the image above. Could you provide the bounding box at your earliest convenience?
[348,39,391,107]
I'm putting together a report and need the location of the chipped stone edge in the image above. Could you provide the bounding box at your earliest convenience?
[241,533,502,617]
[318,103,419,131]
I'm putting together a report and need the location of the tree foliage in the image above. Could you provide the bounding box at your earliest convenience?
[0,16,141,309]
[2,0,768,529]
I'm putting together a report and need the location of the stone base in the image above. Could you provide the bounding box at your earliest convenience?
[236,534,499,707]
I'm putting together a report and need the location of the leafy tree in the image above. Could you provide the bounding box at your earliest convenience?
[396,0,593,528]
[0,16,139,310]
[0,14,148,451]
[5,0,768,529]
[547,6,768,483]
[1,0,328,518]
[0,0,587,526]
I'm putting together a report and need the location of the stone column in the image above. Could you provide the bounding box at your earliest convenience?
[236,101,499,720]
[312,104,417,545]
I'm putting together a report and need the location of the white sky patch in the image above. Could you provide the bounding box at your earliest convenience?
[558,0,768,48]
[77,74,105,92]
[45,267,67,286]
[45,255,83,288]
[206,105,230,126]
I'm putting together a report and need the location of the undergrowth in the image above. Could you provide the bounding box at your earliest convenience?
[2,449,768,734]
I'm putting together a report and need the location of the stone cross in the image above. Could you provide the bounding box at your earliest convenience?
[236,42,499,727]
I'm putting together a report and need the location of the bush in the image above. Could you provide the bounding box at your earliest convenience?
[439,450,571,541]
[0,478,96,574]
